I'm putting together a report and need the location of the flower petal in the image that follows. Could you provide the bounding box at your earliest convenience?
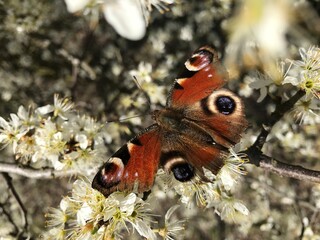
[0,117,9,129]
[64,0,90,13]
[77,202,93,226]
[36,105,54,115]
[103,0,146,40]
[233,201,249,216]
[130,219,156,240]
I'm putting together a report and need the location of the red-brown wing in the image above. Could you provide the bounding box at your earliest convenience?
[160,89,247,179]
[167,46,228,108]
[92,125,161,197]
[186,88,248,148]
[184,142,226,175]
[158,134,226,186]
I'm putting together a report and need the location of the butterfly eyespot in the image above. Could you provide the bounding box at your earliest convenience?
[171,163,195,182]
[189,56,198,64]
[215,96,236,115]
[98,157,124,188]
[184,48,214,72]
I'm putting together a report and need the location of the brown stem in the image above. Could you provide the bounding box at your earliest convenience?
[258,154,320,183]
[2,172,29,236]
[253,90,306,150]
[0,201,20,235]
[0,163,80,179]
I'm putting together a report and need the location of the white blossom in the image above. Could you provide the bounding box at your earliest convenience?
[64,0,91,13]
[63,0,174,40]
[103,0,146,41]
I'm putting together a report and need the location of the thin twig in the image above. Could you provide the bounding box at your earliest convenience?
[2,172,29,237]
[259,155,320,183]
[0,163,80,179]
[244,150,320,183]
[253,90,306,150]
[0,202,19,235]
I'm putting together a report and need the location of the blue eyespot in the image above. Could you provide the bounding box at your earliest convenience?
[215,96,235,115]
[172,163,195,182]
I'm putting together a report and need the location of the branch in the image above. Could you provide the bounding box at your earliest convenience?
[0,201,19,235]
[244,149,320,183]
[243,89,320,183]
[0,163,80,179]
[259,157,320,183]
[2,172,29,237]
[252,90,306,150]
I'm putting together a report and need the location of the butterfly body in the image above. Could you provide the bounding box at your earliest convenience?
[92,46,248,197]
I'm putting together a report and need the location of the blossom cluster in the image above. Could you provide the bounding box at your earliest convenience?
[0,94,250,239]
[0,95,108,173]
[240,46,320,125]
[283,46,320,125]
[284,46,320,100]
[0,90,250,240]
[164,151,249,223]
[43,179,184,240]
[44,150,249,239]
[64,0,175,41]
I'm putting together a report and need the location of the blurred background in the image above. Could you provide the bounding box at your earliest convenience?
[0,0,319,239]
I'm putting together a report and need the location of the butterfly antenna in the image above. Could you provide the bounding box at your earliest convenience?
[106,76,153,124]
[106,114,143,123]
[132,76,152,109]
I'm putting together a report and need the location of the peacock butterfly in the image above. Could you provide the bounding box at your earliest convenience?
[92,46,248,197]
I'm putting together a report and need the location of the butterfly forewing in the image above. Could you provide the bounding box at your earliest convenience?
[161,46,247,176]
[167,46,228,108]
[92,125,161,196]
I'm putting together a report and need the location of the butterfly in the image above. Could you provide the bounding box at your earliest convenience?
[92,46,248,197]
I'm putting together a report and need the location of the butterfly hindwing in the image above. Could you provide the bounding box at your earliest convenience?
[92,125,161,196]
[160,136,227,180]
[185,88,248,148]
[163,89,247,178]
